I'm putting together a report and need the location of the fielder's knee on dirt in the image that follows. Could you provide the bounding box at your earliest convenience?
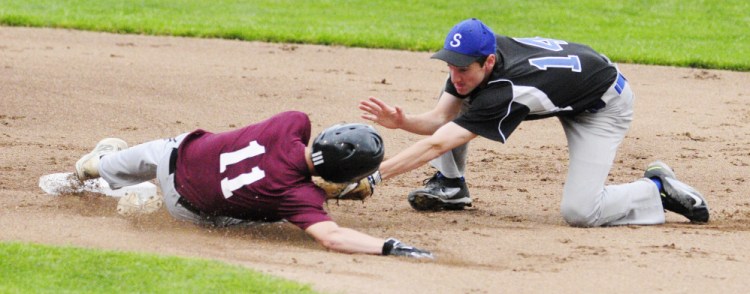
[560,198,600,227]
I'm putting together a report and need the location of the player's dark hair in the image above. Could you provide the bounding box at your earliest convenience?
[476,55,490,67]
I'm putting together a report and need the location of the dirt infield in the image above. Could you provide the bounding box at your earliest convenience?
[2,27,750,293]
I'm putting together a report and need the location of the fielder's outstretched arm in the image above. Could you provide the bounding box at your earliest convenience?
[359,93,462,136]
[378,122,476,181]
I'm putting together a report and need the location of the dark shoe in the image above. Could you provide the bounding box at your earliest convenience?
[644,161,709,223]
[407,172,471,211]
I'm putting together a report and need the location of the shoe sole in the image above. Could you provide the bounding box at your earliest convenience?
[408,192,472,211]
[687,208,709,223]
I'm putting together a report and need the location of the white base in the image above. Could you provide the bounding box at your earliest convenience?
[98,179,157,198]
[39,172,157,198]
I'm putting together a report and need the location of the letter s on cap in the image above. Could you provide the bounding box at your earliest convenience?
[450,33,462,47]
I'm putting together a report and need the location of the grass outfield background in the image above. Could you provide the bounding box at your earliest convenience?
[0,242,315,293]
[0,0,748,71]
[1,0,746,292]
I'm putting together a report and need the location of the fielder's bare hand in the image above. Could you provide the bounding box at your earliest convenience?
[359,96,405,129]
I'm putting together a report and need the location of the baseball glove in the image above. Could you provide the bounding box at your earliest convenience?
[315,177,374,201]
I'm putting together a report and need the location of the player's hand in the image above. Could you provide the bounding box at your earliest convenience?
[315,175,375,201]
[359,96,405,129]
[382,237,434,260]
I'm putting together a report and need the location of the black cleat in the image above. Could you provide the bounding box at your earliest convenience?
[407,172,472,211]
[644,161,709,223]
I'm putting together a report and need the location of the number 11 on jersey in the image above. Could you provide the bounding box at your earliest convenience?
[220,141,267,198]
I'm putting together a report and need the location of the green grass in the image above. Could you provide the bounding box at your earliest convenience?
[0,0,748,70]
[0,242,317,293]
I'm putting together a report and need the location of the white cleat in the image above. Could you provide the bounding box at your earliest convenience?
[75,138,128,181]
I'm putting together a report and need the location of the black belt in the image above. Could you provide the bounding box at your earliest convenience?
[168,148,178,174]
[169,148,202,215]
[177,195,202,215]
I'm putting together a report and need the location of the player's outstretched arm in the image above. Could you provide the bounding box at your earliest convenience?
[379,122,476,181]
[359,93,462,136]
[305,221,433,259]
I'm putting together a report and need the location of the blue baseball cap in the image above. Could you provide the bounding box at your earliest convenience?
[431,18,496,67]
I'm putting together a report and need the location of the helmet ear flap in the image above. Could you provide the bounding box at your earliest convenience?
[312,123,384,183]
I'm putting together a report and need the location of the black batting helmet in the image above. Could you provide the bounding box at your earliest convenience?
[311,123,384,183]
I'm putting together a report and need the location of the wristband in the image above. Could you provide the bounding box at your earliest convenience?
[368,171,382,186]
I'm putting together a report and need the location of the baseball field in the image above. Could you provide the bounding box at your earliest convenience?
[2,1,750,293]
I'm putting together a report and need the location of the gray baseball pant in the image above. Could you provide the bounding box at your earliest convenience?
[430,73,665,226]
[98,133,248,227]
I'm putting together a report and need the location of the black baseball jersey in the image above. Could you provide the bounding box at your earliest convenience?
[447,35,618,143]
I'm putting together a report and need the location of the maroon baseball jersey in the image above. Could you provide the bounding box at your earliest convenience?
[173,111,331,229]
